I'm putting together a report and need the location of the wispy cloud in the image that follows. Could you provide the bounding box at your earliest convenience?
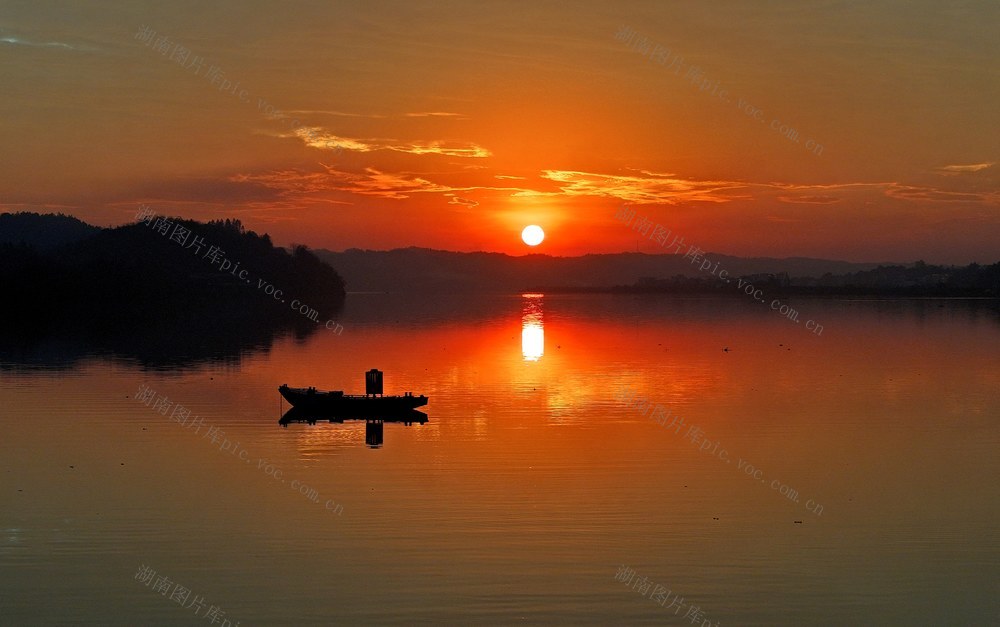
[885,183,1000,204]
[290,128,372,152]
[539,170,748,204]
[760,180,998,205]
[279,110,467,120]
[0,36,82,50]
[232,166,526,202]
[387,141,489,158]
[446,194,479,208]
[405,111,466,119]
[230,160,1000,215]
[283,110,389,119]
[935,162,995,175]
[777,195,841,205]
[287,127,491,158]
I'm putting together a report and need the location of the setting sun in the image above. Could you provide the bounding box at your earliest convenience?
[521,225,545,247]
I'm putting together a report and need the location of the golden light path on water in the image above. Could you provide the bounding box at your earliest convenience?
[521,293,545,361]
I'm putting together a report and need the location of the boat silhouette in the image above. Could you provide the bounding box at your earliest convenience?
[278,369,428,414]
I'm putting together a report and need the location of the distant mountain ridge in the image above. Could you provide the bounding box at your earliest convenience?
[315,247,886,293]
[2,213,987,296]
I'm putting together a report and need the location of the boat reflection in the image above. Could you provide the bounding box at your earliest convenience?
[278,407,428,448]
[521,293,544,361]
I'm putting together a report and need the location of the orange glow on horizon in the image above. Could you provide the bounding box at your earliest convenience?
[2,4,996,264]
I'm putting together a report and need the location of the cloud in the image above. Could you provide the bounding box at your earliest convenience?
[387,141,489,158]
[229,160,1000,215]
[767,182,885,193]
[759,180,998,206]
[231,165,528,202]
[777,195,841,204]
[290,128,372,153]
[283,110,389,119]
[405,112,466,118]
[286,127,491,158]
[281,110,467,120]
[231,169,343,196]
[885,184,999,204]
[0,36,81,50]
[539,170,748,204]
[765,181,886,205]
[446,195,479,208]
[935,162,994,175]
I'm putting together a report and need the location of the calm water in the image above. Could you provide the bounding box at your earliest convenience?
[1,294,998,625]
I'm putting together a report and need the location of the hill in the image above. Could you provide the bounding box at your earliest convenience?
[0,212,99,251]
[0,214,346,365]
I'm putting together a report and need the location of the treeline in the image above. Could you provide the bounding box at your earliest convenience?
[0,212,99,251]
[802,261,1000,295]
[0,213,346,362]
[532,261,1000,297]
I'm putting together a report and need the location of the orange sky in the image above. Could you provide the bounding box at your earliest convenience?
[1,1,997,263]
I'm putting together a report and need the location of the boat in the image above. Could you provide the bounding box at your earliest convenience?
[278,385,428,413]
[278,369,427,414]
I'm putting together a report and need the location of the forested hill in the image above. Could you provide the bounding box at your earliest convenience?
[0,212,99,251]
[0,213,346,332]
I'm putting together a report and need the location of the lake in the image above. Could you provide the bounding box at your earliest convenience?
[1,293,998,625]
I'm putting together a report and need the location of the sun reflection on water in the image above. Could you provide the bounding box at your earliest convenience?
[521,293,544,361]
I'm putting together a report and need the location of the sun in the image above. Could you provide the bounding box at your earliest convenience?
[521,224,545,247]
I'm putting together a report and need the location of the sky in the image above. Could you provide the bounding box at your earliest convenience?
[1,0,997,263]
